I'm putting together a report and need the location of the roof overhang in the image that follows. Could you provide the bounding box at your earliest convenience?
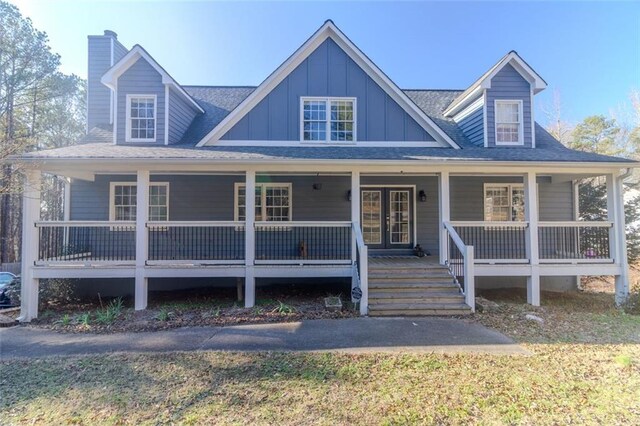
[196,20,460,149]
[101,45,204,114]
[444,51,547,118]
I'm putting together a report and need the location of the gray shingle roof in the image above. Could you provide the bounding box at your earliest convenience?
[17,86,637,165]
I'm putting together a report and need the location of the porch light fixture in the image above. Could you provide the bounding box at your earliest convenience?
[419,190,427,202]
[347,190,351,201]
[313,183,322,190]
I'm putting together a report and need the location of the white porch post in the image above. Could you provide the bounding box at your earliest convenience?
[524,172,540,306]
[244,170,256,308]
[607,173,629,304]
[18,169,41,322]
[134,170,149,310]
[351,171,360,264]
[438,171,451,265]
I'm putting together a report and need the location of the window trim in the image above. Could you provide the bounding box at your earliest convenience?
[109,181,170,222]
[234,182,292,222]
[300,96,357,144]
[125,94,157,143]
[494,99,524,146]
[483,183,525,222]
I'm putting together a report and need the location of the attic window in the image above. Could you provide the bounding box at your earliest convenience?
[126,95,156,142]
[495,100,523,145]
[301,97,355,143]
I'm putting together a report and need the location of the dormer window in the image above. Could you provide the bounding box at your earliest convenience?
[126,95,156,142]
[301,97,355,143]
[495,100,523,145]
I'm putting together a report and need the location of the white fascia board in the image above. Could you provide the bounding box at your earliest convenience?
[452,96,484,123]
[196,21,460,149]
[444,51,547,117]
[480,53,547,92]
[101,45,204,114]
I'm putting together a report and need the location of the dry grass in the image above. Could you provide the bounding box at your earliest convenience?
[2,346,639,425]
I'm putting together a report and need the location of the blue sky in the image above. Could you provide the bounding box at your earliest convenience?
[10,0,640,125]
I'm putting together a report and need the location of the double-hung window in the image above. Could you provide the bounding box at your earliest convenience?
[302,97,355,142]
[235,183,291,222]
[126,95,156,142]
[483,184,525,222]
[495,100,523,145]
[109,182,169,222]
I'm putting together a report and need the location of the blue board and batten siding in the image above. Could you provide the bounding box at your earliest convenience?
[116,58,166,144]
[168,88,198,144]
[221,38,435,142]
[457,107,484,147]
[485,64,533,148]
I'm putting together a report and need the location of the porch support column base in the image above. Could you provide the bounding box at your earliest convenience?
[615,275,630,306]
[134,273,148,311]
[244,267,255,308]
[236,277,244,302]
[527,267,540,306]
[18,279,39,322]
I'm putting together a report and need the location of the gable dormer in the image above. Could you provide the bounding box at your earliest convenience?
[197,21,459,148]
[100,45,204,145]
[444,51,547,148]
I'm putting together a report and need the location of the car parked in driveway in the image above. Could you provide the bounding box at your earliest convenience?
[0,272,20,307]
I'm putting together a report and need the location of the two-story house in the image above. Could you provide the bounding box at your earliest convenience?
[15,21,637,321]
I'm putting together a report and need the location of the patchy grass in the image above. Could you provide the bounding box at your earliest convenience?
[1,347,639,425]
[474,287,640,344]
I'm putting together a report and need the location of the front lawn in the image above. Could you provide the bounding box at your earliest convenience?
[2,276,639,424]
[1,345,639,425]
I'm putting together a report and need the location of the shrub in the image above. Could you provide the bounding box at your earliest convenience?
[95,297,124,325]
[272,300,295,315]
[155,307,173,322]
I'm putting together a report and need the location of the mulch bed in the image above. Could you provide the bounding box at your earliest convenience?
[26,284,358,333]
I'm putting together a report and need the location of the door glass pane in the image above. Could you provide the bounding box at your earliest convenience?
[389,191,410,244]
[361,191,381,245]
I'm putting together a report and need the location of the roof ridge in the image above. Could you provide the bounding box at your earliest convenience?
[402,88,464,92]
[183,85,258,89]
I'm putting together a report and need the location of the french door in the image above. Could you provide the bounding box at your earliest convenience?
[361,188,413,249]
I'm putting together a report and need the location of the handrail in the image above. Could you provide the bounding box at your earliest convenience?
[35,221,136,227]
[443,221,475,312]
[147,221,243,227]
[538,221,613,228]
[449,221,530,228]
[255,221,352,227]
[444,222,466,252]
[352,222,368,316]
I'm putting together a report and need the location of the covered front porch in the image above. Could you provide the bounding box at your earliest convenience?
[19,162,632,321]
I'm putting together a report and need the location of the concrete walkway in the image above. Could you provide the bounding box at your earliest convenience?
[0,317,528,359]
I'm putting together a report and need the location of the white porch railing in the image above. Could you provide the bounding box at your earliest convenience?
[35,221,136,265]
[443,222,475,311]
[352,222,368,315]
[538,221,614,263]
[449,221,529,264]
[254,221,352,265]
[146,221,245,265]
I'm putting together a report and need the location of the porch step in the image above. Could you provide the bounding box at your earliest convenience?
[369,271,452,281]
[369,291,465,305]
[368,281,458,291]
[368,302,472,316]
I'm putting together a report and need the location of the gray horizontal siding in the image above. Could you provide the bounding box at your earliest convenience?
[450,176,573,221]
[222,38,435,142]
[457,107,484,147]
[486,63,532,148]
[168,88,198,145]
[113,39,128,63]
[87,36,112,129]
[116,58,165,144]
